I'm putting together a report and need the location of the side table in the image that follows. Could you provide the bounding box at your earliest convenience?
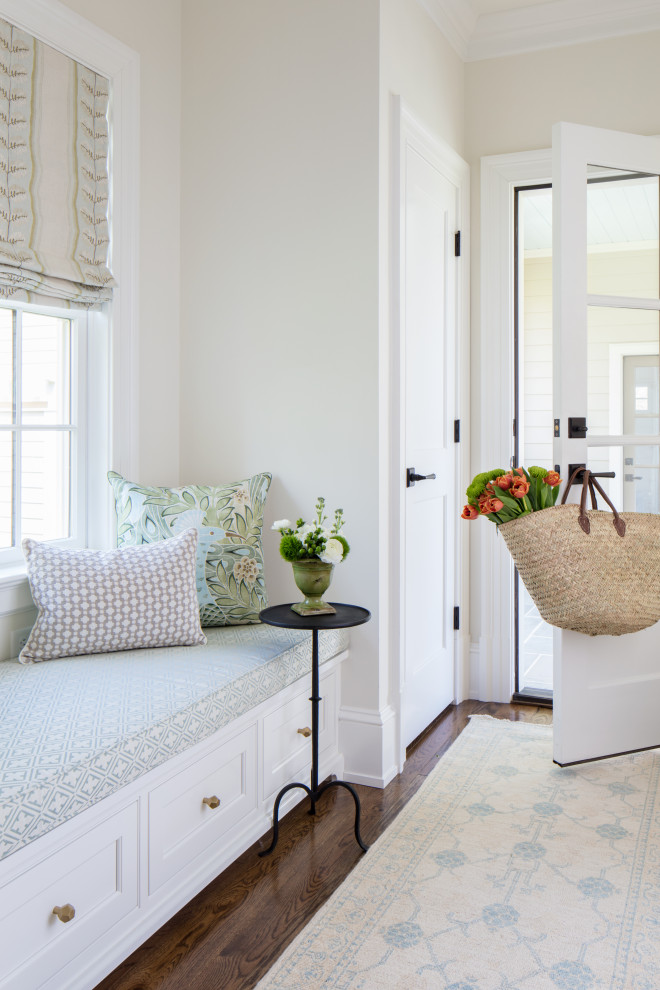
[258,602,371,856]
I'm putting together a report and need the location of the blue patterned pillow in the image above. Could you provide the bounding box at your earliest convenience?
[108,472,272,626]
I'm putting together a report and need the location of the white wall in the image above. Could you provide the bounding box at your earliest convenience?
[465,30,660,649]
[179,0,384,777]
[60,0,182,484]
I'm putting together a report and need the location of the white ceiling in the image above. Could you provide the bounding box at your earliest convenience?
[522,176,660,252]
[418,0,660,61]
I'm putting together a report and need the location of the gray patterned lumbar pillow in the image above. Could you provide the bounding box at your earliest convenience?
[107,471,272,626]
[19,528,207,664]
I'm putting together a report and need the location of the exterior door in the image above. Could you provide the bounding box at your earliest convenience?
[400,117,460,749]
[552,122,660,764]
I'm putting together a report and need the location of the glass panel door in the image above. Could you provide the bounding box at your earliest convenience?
[515,170,660,700]
[551,122,660,765]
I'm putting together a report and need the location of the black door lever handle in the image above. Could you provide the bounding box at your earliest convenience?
[407,467,437,488]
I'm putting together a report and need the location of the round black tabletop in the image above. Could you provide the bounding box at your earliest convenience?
[259,603,371,631]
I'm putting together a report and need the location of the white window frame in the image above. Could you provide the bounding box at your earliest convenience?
[0,300,88,564]
[0,0,139,606]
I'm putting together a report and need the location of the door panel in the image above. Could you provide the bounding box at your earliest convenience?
[552,122,660,764]
[401,142,456,748]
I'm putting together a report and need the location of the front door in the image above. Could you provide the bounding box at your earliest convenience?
[399,113,462,748]
[552,122,660,764]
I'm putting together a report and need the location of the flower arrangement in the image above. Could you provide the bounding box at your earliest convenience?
[461,466,562,524]
[272,497,350,565]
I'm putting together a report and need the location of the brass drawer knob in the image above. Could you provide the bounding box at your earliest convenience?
[52,904,75,923]
[297,726,312,738]
[202,795,221,809]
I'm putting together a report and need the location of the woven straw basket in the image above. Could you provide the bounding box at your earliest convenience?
[499,472,660,637]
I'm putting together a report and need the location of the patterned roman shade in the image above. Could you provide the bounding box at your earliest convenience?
[0,16,116,305]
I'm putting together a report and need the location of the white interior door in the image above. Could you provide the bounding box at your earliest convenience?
[400,122,459,749]
[552,122,660,764]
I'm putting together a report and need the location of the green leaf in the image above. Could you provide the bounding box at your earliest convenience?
[235,514,247,538]
[182,491,196,507]
[200,496,209,510]
[494,488,519,510]
[162,504,188,517]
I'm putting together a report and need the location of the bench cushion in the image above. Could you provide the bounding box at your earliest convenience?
[0,623,347,861]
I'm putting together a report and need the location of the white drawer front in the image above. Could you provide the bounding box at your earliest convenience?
[0,803,138,990]
[148,723,257,894]
[263,670,337,797]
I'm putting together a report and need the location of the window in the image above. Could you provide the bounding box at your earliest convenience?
[0,302,93,562]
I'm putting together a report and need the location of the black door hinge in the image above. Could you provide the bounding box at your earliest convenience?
[453,606,460,631]
[454,231,461,257]
[512,418,517,438]
[454,419,460,443]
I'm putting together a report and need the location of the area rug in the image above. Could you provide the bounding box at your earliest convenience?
[257,715,660,990]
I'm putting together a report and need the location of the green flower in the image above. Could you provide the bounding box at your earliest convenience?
[279,535,304,561]
[466,469,506,506]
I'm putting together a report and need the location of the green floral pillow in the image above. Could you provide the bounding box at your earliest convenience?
[108,471,272,626]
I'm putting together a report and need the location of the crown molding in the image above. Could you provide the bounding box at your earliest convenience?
[416,0,477,60]
[418,0,660,62]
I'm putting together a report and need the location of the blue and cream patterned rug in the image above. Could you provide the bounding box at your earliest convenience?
[257,715,660,989]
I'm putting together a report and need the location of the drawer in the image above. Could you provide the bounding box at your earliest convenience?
[263,670,337,797]
[148,723,257,894]
[0,803,138,990]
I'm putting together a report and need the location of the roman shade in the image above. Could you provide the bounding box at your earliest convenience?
[0,16,116,305]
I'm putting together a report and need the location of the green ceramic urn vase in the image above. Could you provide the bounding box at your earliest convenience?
[291,559,336,615]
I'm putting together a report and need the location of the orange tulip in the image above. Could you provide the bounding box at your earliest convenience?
[511,477,530,499]
[461,504,479,520]
[544,471,561,487]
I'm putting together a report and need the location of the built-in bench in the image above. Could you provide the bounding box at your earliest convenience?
[0,623,348,990]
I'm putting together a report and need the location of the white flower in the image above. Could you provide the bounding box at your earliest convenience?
[320,538,344,564]
[298,523,314,539]
[233,487,250,505]
[271,519,292,531]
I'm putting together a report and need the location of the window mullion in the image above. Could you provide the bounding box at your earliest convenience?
[13,309,21,547]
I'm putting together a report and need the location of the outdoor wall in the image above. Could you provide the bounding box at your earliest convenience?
[521,248,659,466]
[464,30,660,648]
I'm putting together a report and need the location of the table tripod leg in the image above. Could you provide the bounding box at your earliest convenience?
[259,782,312,857]
[316,779,369,853]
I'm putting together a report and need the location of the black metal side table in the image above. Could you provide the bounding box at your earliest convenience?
[258,602,371,856]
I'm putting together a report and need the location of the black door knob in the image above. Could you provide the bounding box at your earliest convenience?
[406,467,437,488]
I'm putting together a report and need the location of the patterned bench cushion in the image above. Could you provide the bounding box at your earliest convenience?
[0,623,347,861]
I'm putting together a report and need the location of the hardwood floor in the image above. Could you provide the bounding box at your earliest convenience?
[95,700,552,990]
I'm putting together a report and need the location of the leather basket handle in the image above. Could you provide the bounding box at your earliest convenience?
[560,467,625,538]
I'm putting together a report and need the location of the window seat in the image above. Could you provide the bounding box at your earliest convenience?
[0,622,349,990]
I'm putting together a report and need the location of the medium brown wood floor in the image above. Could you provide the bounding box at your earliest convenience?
[95,700,552,990]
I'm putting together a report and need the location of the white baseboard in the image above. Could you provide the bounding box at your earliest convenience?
[469,642,482,699]
[339,704,398,788]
